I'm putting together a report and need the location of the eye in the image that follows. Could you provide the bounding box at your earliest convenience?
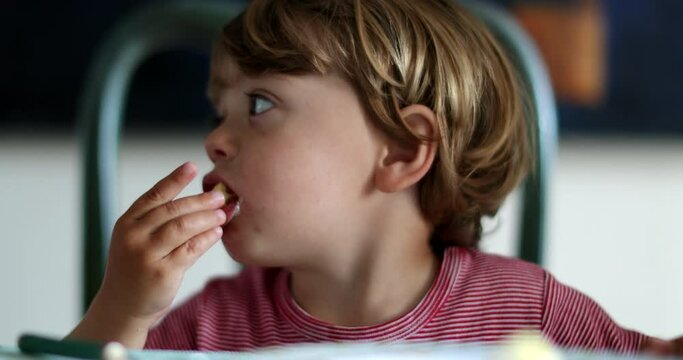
[249,94,274,116]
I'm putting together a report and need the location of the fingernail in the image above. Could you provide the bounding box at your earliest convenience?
[179,161,195,175]
[214,227,223,236]
[215,209,227,222]
[209,191,225,205]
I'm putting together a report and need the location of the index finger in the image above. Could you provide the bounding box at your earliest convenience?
[126,162,198,219]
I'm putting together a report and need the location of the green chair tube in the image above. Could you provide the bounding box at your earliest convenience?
[78,0,244,312]
[460,0,558,265]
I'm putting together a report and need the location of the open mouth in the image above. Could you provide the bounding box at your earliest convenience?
[203,177,241,223]
[212,182,237,204]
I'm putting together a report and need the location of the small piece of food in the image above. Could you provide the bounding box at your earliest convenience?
[212,182,241,221]
[212,183,234,202]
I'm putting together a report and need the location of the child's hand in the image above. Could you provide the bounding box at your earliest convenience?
[100,161,225,322]
[70,162,226,347]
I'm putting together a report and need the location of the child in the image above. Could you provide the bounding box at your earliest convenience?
[68,0,681,355]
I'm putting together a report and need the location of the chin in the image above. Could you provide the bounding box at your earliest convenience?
[221,237,249,264]
[221,236,277,267]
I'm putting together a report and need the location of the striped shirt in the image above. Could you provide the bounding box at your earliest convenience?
[145,247,646,353]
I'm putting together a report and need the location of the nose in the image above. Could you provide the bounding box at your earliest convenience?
[204,124,238,163]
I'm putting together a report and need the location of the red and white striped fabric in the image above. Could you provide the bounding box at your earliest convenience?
[145,247,646,353]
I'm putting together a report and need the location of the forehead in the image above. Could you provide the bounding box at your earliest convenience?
[207,51,243,105]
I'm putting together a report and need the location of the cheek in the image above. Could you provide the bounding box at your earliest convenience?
[242,138,368,223]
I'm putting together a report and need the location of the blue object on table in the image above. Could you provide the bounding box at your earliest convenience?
[78,0,557,313]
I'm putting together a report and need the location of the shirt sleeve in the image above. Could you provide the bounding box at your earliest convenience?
[144,293,202,350]
[540,272,647,353]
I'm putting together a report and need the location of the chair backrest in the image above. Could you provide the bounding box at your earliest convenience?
[78,0,557,312]
[459,0,558,268]
[78,0,243,313]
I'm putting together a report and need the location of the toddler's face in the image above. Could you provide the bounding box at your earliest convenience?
[203,56,385,267]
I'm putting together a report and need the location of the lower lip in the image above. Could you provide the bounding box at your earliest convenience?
[221,200,241,225]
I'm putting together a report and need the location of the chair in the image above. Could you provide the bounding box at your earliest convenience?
[78,0,557,312]
[459,0,558,269]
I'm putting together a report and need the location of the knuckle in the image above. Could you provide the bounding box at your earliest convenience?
[111,226,141,252]
[184,238,199,256]
[127,237,147,255]
[174,241,200,268]
[145,186,165,203]
[146,228,166,249]
[122,232,146,254]
[164,199,181,216]
[120,240,145,262]
[112,219,126,236]
[171,217,190,234]
[124,226,144,241]
[138,245,158,265]
[113,216,133,233]
[149,265,170,282]
[149,263,182,289]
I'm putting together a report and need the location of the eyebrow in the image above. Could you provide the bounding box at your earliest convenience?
[206,69,293,107]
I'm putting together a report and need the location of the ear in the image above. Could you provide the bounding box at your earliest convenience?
[375,104,439,193]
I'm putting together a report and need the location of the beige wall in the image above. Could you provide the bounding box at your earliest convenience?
[1,134,681,344]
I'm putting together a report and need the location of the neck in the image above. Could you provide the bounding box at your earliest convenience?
[289,199,440,327]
